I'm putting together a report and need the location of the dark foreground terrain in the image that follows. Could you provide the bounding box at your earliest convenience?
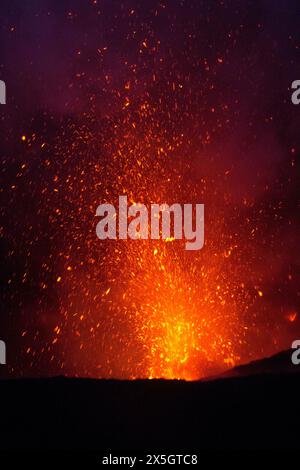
[0,350,299,450]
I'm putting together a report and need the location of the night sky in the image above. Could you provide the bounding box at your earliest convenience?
[0,0,300,379]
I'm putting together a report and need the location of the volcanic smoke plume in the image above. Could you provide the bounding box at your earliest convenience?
[0,0,300,380]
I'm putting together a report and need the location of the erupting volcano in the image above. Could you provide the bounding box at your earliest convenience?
[1,0,299,381]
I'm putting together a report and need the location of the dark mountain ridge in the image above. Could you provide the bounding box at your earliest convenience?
[0,349,299,450]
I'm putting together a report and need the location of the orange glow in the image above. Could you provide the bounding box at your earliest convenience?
[43,108,261,380]
[286,312,297,323]
[12,65,296,382]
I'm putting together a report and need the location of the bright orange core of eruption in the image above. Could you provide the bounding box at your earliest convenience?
[111,237,245,381]
[148,317,198,381]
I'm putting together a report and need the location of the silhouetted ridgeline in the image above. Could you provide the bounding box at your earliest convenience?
[0,350,299,450]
